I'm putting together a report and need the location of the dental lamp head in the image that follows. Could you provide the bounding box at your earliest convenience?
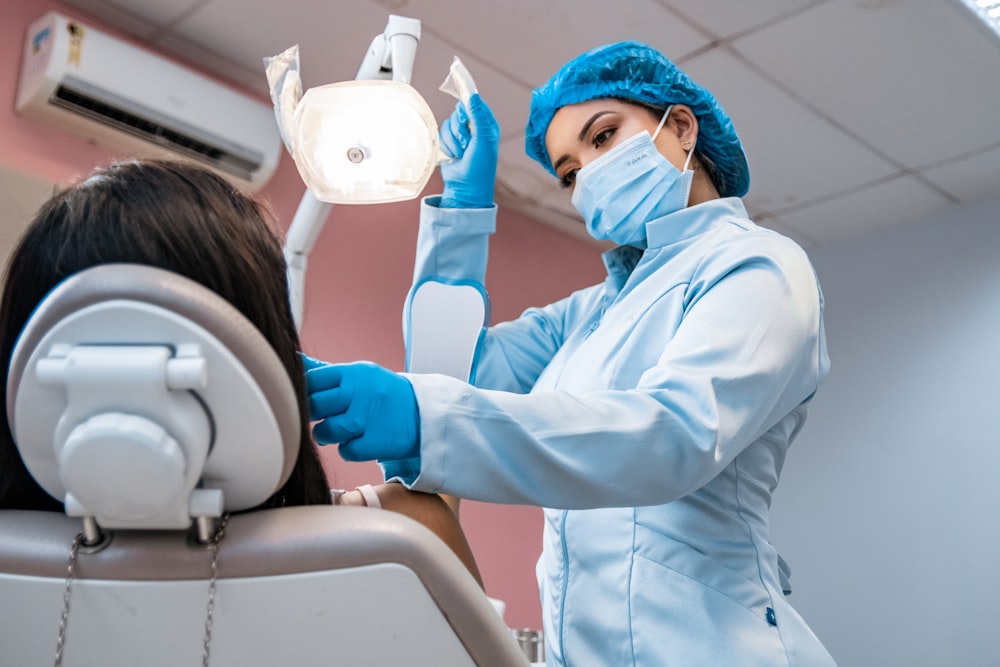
[265,15,439,205]
[289,80,439,204]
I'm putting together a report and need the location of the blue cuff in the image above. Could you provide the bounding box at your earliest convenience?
[379,457,423,487]
[420,197,497,232]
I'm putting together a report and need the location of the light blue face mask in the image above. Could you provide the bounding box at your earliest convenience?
[571,106,695,248]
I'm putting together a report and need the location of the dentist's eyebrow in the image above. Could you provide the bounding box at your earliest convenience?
[552,110,615,172]
[579,110,613,141]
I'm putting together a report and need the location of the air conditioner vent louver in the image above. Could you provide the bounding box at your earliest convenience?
[52,85,259,182]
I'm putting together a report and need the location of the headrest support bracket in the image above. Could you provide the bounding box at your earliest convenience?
[39,343,215,530]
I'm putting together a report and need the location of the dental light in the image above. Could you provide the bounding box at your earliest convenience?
[266,15,467,330]
[290,80,439,204]
[284,15,439,205]
[267,16,479,331]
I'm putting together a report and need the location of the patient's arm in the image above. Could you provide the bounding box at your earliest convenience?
[336,483,483,587]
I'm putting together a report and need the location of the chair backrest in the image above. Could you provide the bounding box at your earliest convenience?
[0,264,528,666]
[0,506,527,666]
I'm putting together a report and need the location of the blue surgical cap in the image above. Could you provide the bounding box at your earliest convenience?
[525,41,750,198]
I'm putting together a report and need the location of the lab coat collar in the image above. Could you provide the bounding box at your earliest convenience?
[645,197,749,249]
[600,197,750,292]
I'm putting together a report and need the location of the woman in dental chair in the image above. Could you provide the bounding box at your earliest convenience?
[0,158,482,584]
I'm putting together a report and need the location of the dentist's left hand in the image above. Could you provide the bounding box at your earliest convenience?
[304,357,420,463]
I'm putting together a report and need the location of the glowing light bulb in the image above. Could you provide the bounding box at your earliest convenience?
[290,80,439,204]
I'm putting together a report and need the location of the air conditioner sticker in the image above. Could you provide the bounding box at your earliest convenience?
[25,25,53,79]
[31,26,51,54]
[67,22,85,66]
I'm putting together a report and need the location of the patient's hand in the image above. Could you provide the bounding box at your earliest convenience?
[338,483,483,587]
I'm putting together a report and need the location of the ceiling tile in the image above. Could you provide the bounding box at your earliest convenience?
[920,144,1000,203]
[662,0,824,40]
[400,33,535,146]
[60,0,203,37]
[372,0,710,87]
[770,175,952,245]
[172,0,392,89]
[497,148,573,215]
[732,0,1000,168]
[496,149,553,199]
[166,1,536,134]
[682,47,897,213]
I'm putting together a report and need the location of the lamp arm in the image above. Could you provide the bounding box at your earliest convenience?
[284,190,332,331]
[354,15,421,83]
[355,33,390,81]
[385,14,420,84]
[284,14,422,331]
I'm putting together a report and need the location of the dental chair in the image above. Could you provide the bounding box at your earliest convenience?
[0,264,528,666]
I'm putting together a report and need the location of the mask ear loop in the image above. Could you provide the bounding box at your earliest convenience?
[651,105,695,172]
[651,105,672,142]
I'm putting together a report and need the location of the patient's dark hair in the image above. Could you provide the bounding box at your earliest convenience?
[0,159,330,510]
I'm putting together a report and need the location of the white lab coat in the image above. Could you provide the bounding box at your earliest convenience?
[391,196,836,666]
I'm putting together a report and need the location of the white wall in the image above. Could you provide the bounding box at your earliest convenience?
[770,195,1000,666]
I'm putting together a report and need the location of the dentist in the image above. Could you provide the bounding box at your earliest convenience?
[307,41,836,666]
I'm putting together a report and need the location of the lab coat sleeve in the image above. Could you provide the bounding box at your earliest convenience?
[410,196,496,285]
[472,292,595,393]
[403,232,828,509]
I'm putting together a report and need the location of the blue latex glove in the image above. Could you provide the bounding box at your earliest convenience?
[439,93,500,209]
[303,356,420,463]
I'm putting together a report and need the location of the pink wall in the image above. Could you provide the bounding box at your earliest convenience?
[2,0,606,630]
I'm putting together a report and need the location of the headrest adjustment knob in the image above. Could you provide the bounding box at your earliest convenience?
[61,412,186,523]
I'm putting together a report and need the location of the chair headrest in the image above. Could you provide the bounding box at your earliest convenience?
[6,264,300,529]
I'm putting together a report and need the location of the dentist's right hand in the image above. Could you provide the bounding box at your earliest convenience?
[438,93,500,209]
[304,356,420,463]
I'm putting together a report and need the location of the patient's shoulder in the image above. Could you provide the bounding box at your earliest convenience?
[368,483,456,533]
[333,482,481,586]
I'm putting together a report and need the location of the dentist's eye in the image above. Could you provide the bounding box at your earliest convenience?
[593,127,615,148]
[559,169,578,189]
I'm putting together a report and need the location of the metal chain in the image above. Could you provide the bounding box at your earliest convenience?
[52,515,230,667]
[202,513,231,667]
[54,532,83,667]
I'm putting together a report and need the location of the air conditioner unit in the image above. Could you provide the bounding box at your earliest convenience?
[15,11,281,191]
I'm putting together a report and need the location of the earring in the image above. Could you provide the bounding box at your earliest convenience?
[681,140,694,151]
